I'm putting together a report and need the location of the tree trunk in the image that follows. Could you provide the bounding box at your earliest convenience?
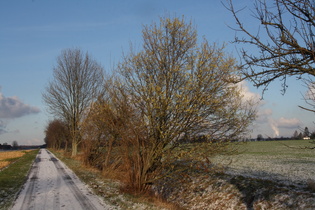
[72,140,78,157]
[104,140,113,168]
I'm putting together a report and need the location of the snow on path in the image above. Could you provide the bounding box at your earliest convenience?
[11,149,113,210]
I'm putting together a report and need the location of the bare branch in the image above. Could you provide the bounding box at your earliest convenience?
[226,0,315,93]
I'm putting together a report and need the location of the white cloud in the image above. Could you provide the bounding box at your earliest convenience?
[277,117,301,129]
[238,81,262,103]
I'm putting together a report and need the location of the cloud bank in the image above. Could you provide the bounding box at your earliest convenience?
[0,90,40,135]
[238,81,262,103]
[277,117,301,129]
[0,92,40,119]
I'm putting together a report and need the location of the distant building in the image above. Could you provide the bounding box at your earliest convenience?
[303,136,310,140]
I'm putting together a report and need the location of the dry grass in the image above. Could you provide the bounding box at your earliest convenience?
[0,150,30,169]
[0,161,10,169]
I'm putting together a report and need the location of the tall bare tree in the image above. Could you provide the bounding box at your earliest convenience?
[114,16,256,192]
[226,0,315,94]
[12,140,18,149]
[43,49,104,156]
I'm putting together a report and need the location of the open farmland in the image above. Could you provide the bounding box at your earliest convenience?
[154,140,315,209]
[211,140,315,187]
[0,150,31,170]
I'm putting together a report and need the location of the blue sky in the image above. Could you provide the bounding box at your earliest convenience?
[0,0,314,145]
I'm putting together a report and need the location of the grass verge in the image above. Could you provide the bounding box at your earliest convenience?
[0,149,39,209]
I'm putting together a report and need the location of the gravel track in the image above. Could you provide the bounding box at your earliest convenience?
[11,149,111,210]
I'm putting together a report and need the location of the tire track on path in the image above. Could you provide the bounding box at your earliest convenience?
[11,149,109,210]
[47,150,98,210]
[19,151,41,210]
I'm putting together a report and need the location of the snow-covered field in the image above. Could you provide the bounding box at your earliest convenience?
[217,153,315,186]
[211,140,315,187]
[155,140,315,209]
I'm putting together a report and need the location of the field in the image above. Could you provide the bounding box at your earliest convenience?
[0,149,39,209]
[154,140,315,209]
[211,140,315,186]
[0,150,32,170]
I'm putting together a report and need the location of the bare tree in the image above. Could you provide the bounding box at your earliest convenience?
[292,130,299,139]
[114,16,256,192]
[12,140,18,149]
[44,119,69,150]
[226,0,315,94]
[43,49,104,156]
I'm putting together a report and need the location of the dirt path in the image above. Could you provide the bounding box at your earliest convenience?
[11,149,112,210]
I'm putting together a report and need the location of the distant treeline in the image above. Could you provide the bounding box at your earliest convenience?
[0,144,46,150]
[250,137,297,142]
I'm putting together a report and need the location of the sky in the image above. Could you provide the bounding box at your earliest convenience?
[0,0,314,145]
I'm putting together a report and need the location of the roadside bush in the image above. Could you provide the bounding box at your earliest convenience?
[82,139,106,171]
